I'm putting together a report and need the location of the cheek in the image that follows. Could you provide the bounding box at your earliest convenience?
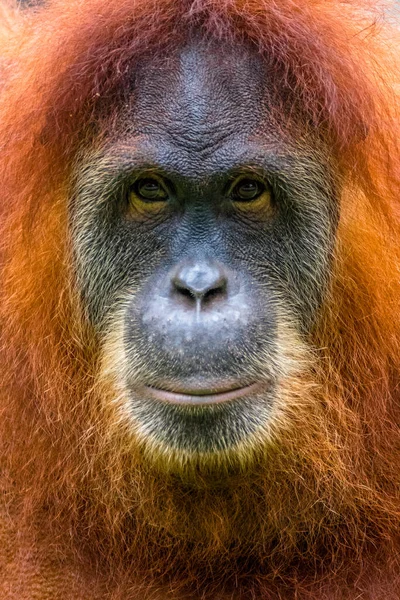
[72,214,165,325]
[234,207,336,325]
[284,213,337,319]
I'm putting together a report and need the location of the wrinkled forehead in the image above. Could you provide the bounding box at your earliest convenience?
[128,38,269,144]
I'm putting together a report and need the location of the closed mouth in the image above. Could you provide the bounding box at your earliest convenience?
[141,382,262,405]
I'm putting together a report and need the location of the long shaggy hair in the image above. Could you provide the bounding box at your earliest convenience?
[1,0,400,597]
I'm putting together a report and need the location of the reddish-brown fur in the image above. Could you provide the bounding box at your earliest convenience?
[1,0,400,598]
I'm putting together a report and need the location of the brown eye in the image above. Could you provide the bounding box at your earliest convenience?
[133,178,168,202]
[232,178,264,201]
[230,177,273,219]
[128,176,170,219]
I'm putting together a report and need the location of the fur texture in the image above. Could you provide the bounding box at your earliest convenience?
[1,0,400,598]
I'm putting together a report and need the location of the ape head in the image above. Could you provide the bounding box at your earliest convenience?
[1,0,400,597]
[72,37,337,466]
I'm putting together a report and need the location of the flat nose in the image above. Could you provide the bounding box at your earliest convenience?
[172,260,227,308]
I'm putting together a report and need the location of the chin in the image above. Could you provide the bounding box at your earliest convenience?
[119,380,276,471]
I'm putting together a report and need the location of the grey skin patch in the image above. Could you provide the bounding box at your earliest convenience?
[71,36,338,456]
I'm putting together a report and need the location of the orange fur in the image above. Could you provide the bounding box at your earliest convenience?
[1,0,400,598]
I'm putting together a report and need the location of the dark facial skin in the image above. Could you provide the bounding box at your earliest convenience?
[72,38,338,457]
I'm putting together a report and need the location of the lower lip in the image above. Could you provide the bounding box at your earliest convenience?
[141,383,261,406]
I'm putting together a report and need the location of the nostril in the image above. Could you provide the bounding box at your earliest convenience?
[202,283,226,304]
[174,283,196,301]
